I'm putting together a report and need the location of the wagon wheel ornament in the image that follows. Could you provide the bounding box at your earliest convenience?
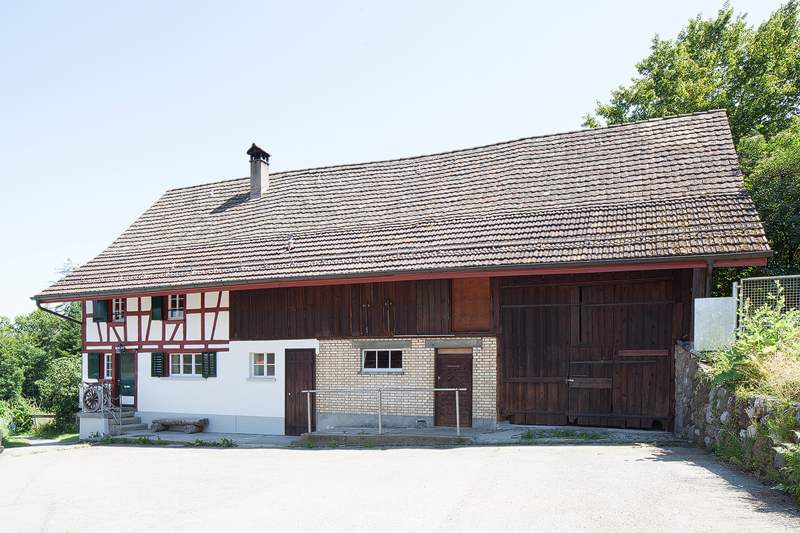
[83,387,101,412]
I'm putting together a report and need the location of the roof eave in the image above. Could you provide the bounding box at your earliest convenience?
[33,250,771,303]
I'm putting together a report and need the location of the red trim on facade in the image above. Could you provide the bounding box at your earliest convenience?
[55,258,768,304]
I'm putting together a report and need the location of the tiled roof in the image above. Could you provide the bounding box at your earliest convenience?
[37,110,770,300]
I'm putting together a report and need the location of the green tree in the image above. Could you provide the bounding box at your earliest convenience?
[37,355,82,424]
[583,2,800,145]
[739,118,800,273]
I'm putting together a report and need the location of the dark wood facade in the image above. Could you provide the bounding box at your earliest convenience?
[230,268,700,429]
[230,279,452,339]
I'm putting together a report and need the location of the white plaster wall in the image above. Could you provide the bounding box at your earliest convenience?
[136,339,318,435]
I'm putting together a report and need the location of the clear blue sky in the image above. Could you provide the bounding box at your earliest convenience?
[0,0,783,319]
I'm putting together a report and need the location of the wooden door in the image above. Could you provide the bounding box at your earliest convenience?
[500,283,572,425]
[117,353,136,407]
[285,349,316,436]
[568,282,676,429]
[435,349,472,427]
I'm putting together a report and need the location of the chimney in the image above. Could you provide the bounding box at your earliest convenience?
[247,143,270,200]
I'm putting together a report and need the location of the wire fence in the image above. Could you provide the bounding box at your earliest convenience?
[735,275,800,317]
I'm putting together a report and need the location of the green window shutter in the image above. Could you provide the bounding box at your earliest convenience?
[151,296,163,320]
[92,300,109,323]
[151,352,165,377]
[87,353,101,379]
[202,351,217,378]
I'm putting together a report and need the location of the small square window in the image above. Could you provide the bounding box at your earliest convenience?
[112,299,125,322]
[251,353,275,378]
[168,295,185,319]
[362,350,402,372]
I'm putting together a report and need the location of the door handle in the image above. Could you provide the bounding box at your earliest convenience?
[565,378,574,383]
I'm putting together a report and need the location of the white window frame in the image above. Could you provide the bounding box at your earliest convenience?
[168,294,185,320]
[169,353,202,376]
[112,298,125,322]
[104,355,113,379]
[361,349,403,372]
[249,352,276,379]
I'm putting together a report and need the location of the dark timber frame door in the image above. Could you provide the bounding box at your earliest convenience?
[285,349,316,436]
[435,349,473,427]
[117,353,136,407]
[500,273,682,429]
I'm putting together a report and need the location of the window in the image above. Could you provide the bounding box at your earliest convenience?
[112,298,125,322]
[104,355,113,379]
[167,352,216,378]
[170,353,202,376]
[251,353,275,378]
[168,294,185,319]
[362,350,402,372]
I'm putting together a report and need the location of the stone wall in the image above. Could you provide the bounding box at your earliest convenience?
[675,341,800,472]
[316,336,497,429]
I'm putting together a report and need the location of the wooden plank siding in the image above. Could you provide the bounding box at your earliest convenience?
[499,270,692,430]
[230,279,451,339]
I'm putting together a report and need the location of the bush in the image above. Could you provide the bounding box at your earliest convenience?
[36,355,81,424]
[0,398,35,434]
[708,285,800,402]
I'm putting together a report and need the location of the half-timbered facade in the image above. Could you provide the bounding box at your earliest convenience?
[36,110,771,437]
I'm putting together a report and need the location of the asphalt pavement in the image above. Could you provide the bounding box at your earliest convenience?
[1,442,798,532]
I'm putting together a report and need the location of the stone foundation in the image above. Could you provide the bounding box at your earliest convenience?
[674,341,800,473]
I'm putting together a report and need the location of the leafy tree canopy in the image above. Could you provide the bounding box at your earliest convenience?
[583,1,800,145]
[739,118,800,273]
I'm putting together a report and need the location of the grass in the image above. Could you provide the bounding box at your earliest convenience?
[519,428,611,443]
[2,436,31,448]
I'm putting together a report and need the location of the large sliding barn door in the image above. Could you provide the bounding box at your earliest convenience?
[501,277,680,428]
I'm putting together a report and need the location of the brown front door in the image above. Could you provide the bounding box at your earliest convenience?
[285,349,316,436]
[435,349,472,427]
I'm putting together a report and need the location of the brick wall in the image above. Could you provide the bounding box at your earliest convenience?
[316,337,497,421]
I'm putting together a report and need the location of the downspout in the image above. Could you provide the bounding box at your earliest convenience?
[35,299,82,325]
[705,260,715,298]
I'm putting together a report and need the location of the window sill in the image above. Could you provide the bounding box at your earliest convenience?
[358,371,404,375]
[246,377,277,382]
[161,376,206,380]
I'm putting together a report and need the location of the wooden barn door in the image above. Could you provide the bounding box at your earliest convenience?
[435,349,472,427]
[501,274,681,429]
[285,349,316,436]
[500,282,571,425]
[569,281,677,429]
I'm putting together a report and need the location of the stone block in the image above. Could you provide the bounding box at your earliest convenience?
[720,411,730,424]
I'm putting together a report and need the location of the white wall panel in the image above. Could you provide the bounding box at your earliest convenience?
[86,301,93,314]
[127,316,138,341]
[87,323,100,342]
[187,293,202,310]
[127,298,138,312]
[186,313,202,340]
[141,297,151,312]
[214,311,229,340]
[164,323,176,341]
[220,291,229,308]
[205,291,219,308]
[149,320,162,341]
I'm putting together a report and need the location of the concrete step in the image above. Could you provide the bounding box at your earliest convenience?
[113,423,149,433]
[109,416,142,426]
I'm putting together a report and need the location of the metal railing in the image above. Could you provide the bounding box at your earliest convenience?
[300,387,468,436]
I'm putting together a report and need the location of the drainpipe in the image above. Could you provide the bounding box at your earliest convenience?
[35,299,82,325]
[705,260,715,298]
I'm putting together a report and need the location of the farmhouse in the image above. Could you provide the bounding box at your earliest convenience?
[35,110,770,437]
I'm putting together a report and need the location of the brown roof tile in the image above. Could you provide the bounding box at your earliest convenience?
[37,110,770,299]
